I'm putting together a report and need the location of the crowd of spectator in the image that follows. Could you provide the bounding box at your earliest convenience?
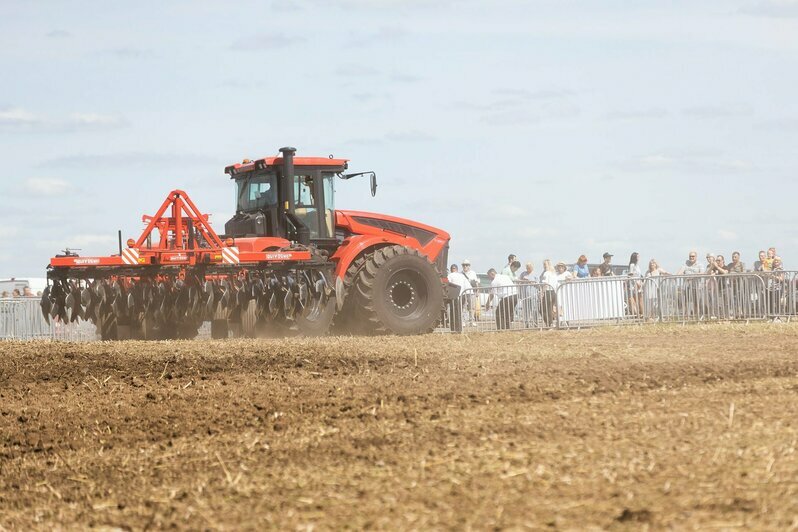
[446,247,788,330]
[0,287,36,298]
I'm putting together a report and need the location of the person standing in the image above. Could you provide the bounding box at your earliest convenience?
[627,252,643,317]
[518,262,535,281]
[677,251,704,275]
[726,251,745,318]
[460,259,480,323]
[708,255,729,318]
[753,250,768,272]
[599,252,614,276]
[677,250,704,319]
[554,261,573,284]
[502,254,518,279]
[574,255,590,278]
[447,264,470,331]
[768,257,786,317]
[540,259,557,327]
[518,261,537,326]
[644,259,669,320]
[765,248,777,271]
[460,259,479,287]
[485,268,518,330]
[726,252,745,273]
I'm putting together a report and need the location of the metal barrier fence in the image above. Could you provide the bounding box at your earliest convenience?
[439,272,798,333]
[439,282,555,333]
[556,276,646,329]
[760,270,798,320]
[0,297,98,341]
[644,273,768,323]
[5,272,798,340]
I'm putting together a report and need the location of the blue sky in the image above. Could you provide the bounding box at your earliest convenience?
[1,0,797,278]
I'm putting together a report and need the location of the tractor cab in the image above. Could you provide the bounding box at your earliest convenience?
[224,147,348,248]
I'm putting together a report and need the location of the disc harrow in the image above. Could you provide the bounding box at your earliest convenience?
[43,189,335,339]
[42,268,333,340]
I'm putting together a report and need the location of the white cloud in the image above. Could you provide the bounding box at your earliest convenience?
[0,108,41,127]
[231,33,305,51]
[718,230,738,241]
[384,130,435,142]
[0,108,127,132]
[621,153,753,173]
[69,113,127,129]
[334,64,380,77]
[739,0,798,18]
[605,108,670,121]
[638,154,674,167]
[682,104,754,118]
[46,29,71,38]
[23,177,71,196]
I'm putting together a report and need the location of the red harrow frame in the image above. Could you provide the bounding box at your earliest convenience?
[44,189,330,339]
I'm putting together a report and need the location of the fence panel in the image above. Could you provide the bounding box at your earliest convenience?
[1,297,99,341]
[439,282,554,333]
[642,273,768,323]
[556,277,645,329]
[760,270,798,320]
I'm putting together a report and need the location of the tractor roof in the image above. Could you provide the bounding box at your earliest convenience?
[225,156,349,176]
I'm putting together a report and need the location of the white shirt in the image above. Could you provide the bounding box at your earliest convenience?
[628,263,642,278]
[462,269,478,286]
[447,271,470,295]
[541,270,558,289]
[555,271,573,285]
[490,274,517,297]
[501,265,517,279]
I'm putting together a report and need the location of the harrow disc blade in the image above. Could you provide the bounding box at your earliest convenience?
[40,287,52,325]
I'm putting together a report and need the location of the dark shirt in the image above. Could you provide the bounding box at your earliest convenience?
[599,262,613,276]
[727,261,745,273]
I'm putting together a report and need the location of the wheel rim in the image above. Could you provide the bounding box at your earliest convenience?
[386,268,429,319]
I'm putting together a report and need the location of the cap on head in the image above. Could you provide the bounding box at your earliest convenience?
[462,259,471,265]
[603,252,613,259]
[556,261,566,267]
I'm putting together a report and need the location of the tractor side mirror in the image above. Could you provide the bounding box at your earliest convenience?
[339,171,378,197]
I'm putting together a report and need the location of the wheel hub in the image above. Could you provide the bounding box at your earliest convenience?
[389,280,416,310]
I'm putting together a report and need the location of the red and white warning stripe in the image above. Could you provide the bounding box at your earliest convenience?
[121,247,140,265]
[221,246,240,265]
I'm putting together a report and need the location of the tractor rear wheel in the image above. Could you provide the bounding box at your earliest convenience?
[353,245,444,335]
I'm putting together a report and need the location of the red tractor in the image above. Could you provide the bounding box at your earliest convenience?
[42,147,451,339]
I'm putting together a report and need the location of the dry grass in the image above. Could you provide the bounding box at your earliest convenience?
[1,323,798,529]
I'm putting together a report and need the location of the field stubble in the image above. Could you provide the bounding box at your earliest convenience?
[1,323,798,529]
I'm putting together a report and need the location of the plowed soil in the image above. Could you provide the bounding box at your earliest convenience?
[2,324,798,530]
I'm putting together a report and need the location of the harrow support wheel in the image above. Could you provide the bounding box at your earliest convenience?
[296,297,336,336]
[331,254,370,335]
[353,245,444,335]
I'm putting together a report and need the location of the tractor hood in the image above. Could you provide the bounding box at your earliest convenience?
[335,210,450,246]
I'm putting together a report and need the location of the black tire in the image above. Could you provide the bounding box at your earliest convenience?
[330,253,371,335]
[296,296,336,336]
[353,245,444,335]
